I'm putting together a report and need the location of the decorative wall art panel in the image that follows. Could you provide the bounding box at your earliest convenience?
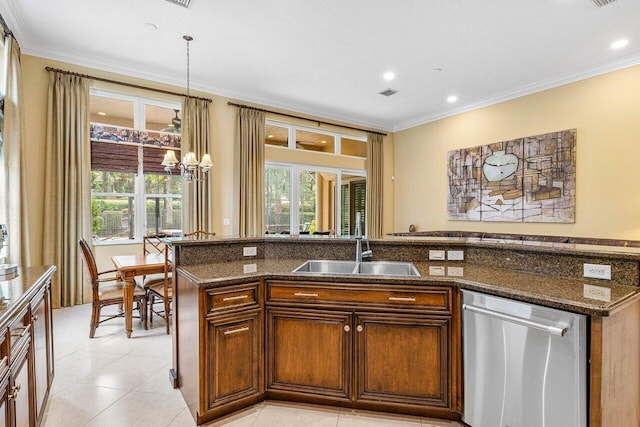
[447,129,576,223]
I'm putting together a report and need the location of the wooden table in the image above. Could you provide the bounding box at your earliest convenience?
[111,253,166,338]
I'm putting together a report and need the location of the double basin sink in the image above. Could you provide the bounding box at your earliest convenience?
[293,260,421,277]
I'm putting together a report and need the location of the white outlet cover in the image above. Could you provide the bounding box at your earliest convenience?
[243,246,257,256]
[429,250,445,260]
[447,266,464,276]
[447,250,464,261]
[583,284,611,302]
[429,266,445,276]
[583,263,611,280]
[243,263,257,273]
[223,218,231,226]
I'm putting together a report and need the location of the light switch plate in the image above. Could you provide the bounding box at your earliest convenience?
[583,263,611,280]
[447,250,464,261]
[223,218,231,226]
[243,246,257,256]
[429,250,445,261]
[447,266,464,276]
[429,266,445,276]
[583,284,611,302]
[243,263,257,273]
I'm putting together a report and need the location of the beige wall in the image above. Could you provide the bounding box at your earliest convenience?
[20,54,394,267]
[394,64,640,239]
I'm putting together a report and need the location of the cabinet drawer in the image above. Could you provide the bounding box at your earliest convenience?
[8,308,31,355]
[206,282,260,314]
[267,281,451,313]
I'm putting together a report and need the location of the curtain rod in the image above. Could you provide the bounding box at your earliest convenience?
[227,102,387,136]
[45,66,213,103]
[0,13,13,38]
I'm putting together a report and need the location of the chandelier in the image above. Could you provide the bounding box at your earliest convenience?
[161,35,212,181]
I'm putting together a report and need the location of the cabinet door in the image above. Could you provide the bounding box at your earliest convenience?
[354,312,451,409]
[0,371,9,427]
[205,309,262,410]
[266,308,351,400]
[12,356,31,427]
[31,287,52,421]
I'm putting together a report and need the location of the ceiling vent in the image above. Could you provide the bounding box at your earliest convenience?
[165,0,192,8]
[379,89,398,97]
[592,0,617,7]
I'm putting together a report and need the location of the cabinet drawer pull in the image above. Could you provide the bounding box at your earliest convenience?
[344,325,351,332]
[224,326,249,335]
[356,325,363,332]
[388,296,416,302]
[8,383,21,400]
[222,295,249,302]
[32,314,39,322]
[11,326,29,337]
[294,292,319,297]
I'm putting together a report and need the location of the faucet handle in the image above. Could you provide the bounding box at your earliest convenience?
[362,250,373,259]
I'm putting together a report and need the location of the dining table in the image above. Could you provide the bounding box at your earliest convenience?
[111,252,166,338]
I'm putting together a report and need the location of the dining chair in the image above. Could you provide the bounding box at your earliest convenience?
[148,244,173,334]
[138,233,170,289]
[78,238,147,338]
[183,230,216,239]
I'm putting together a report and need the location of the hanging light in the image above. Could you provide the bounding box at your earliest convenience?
[161,35,211,181]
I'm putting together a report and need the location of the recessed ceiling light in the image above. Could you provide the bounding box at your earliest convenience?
[144,22,158,30]
[168,123,175,127]
[267,134,274,138]
[320,140,327,144]
[447,95,458,103]
[431,67,442,74]
[383,71,396,81]
[611,39,629,49]
[97,111,106,116]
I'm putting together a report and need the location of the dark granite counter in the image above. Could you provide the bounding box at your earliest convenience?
[176,258,638,316]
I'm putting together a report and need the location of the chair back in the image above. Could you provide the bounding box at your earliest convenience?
[78,238,99,284]
[143,233,168,255]
[183,230,215,239]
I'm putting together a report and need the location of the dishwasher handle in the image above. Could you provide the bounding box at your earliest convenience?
[463,303,568,337]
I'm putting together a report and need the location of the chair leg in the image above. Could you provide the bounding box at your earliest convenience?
[143,297,148,330]
[150,294,155,324]
[90,302,100,338]
[164,298,171,334]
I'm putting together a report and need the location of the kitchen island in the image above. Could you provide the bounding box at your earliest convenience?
[169,236,640,427]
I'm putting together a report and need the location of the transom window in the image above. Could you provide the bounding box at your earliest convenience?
[264,120,367,236]
[90,90,182,244]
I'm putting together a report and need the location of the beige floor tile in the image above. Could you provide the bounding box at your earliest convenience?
[167,408,199,427]
[54,348,125,382]
[338,408,422,426]
[203,403,263,426]
[40,383,128,427]
[78,352,168,390]
[84,390,187,427]
[253,401,339,427]
[133,363,179,395]
[421,418,465,427]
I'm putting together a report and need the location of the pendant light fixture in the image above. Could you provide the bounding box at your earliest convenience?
[161,35,212,181]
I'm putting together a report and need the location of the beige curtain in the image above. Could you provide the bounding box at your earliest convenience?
[181,97,211,233]
[237,108,265,237]
[0,35,31,266]
[365,133,383,238]
[43,72,92,308]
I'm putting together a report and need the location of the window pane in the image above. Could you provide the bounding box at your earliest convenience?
[146,196,182,236]
[296,130,335,153]
[145,104,181,133]
[265,167,290,234]
[265,124,288,147]
[341,137,367,157]
[91,195,135,241]
[91,171,135,193]
[90,96,134,127]
[299,170,317,233]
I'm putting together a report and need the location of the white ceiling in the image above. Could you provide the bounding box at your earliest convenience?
[2,0,640,132]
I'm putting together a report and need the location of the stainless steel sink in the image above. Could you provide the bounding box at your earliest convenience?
[292,260,420,277]
[357,261,421,276]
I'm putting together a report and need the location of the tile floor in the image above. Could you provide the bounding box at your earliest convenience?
[42,304,465,427]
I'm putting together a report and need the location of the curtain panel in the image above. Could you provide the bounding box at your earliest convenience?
[1,35,31,266]
[43,72,92,308]
[181,97,212,233]
[365,133,383,238]
[237,108,265,237]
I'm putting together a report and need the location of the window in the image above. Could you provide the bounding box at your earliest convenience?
[264,120,367,236]
[90,90,182,244]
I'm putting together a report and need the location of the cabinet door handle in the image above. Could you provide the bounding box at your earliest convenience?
[356,325,363,332]
[388,296,416,302]
[294,292,319,297]
[224,326,249,335]
[11,326,29,337]
[344,325,351,332]
[32,314,39,322]
[8,383,21,400]
[222,295,249,302]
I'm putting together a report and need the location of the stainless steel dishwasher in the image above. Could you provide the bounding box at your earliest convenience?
[462,290,587,427]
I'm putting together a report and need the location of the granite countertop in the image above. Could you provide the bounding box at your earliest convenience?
[177,258,638,316]
[0,265,57,324]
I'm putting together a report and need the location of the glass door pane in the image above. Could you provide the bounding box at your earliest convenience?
[265,166,291,234]
[298,170,336,235]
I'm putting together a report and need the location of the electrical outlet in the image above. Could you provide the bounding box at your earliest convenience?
[429,266,445,276]
[447,250,464,261]
[243,263,257,273]
[429,250,445,261]
[447,266,464,276]
[243,246,257,256]
[583,284,611,302]
[583,263,611,280]
[223,218,231,226]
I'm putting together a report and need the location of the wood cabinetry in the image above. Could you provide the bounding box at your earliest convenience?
[264,280,459,419]
[0,267,55,427]
[174,276,263,425]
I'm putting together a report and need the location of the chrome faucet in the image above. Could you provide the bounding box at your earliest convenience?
[354,212,373,263]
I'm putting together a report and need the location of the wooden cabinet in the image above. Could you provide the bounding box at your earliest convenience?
[264,280,459,418]
[266,308,351,400]
[30,286,53,424]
